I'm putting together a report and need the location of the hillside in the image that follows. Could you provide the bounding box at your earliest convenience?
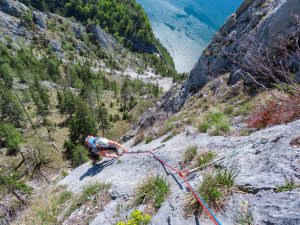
[19,0,175,69]
[1,0,300,225]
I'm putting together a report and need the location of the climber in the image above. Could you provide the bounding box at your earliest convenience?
[85,135,128,164]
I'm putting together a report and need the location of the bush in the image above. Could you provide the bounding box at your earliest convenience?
[116,209,151,225]
[195,151,216,167]
[182,146,197,164]
[135,175,169,210]
[198,112,230,136]
[248,93,300,129]
[185,168,238,214]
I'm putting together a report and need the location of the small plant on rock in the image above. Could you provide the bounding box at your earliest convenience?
[145,135,153,144]
[116,209,151,225]
[135,175,169,210]
[182,145,197,164]
[195,151,216,168]
[185,167,238,214]
[276,177,299,192]
[234,201,253,225]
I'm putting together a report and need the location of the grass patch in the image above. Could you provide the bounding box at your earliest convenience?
[185,168,238,214]
[157,120,176,138]
[195,151,216,167]
[161,130,178,143]
[135,175,169,210]
[80,182,111,203]
[145,135,153,144]
[224,105,234,116]
[234,102,252,116]
[133,132,145,146]
[182,145,197,164]
[276,178,300,192]
[57,191,73,205]
[198,112,230,136]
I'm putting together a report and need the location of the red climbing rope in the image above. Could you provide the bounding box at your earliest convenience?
[123,148,222,225]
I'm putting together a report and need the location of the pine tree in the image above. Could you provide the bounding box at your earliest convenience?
[0,123,26,169]
[69,99,97,143]
[97,105,110,136]
[0,169,33,203]
[0,83,24,127]
[121,77,131,117]
[30,76,50,116]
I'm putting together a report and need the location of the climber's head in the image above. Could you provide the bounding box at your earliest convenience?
[85,135,95,148]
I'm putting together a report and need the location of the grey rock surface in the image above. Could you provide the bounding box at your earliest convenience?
[188,0,300,94]
[60,120,300,225]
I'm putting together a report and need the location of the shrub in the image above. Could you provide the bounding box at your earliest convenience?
[116,209,151,225]
[198,112,230,136]
[248,93,300,129]
[135,175,169,210]
[182,146,197,164]
[195,151,216,167]
[185,168,238,214]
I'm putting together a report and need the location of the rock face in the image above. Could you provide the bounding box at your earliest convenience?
[188,0,300,94]
[60,120,300,225]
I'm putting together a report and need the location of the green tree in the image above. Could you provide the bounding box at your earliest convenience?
[30,76,50,116]
[71,145,89,167]
[0,169,33,203]
[0,123,24,155]
[97,105,110,136]
[120,77,131,117]
[0,84,24,127]
[69,100,97,143]
[47,58,60,81]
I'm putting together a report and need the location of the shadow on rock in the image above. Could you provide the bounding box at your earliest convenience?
[80,159,116,180]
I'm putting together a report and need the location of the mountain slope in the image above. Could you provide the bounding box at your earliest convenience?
[19,0,175,69]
